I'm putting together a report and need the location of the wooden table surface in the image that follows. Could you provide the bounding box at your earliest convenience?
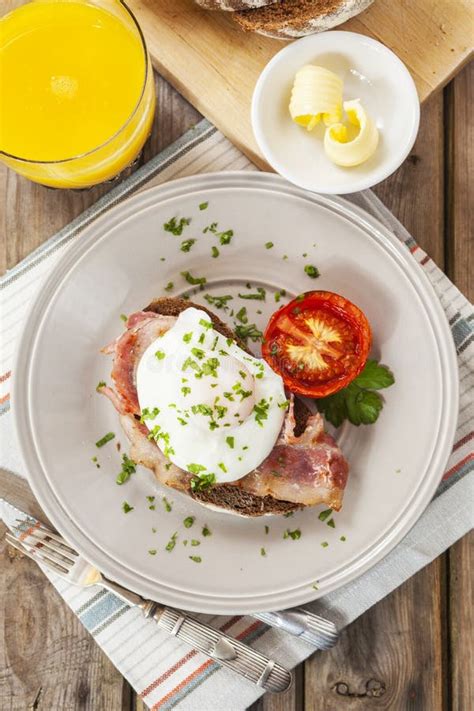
[1,60,472,710]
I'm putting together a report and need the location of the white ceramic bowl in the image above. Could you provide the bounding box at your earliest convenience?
[251,31,420,194]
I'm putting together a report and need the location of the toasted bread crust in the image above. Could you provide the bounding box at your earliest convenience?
[144,296,309,516]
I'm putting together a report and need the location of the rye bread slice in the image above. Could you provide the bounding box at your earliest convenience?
[144,296,308,516]
[234,0,374,38]
[194,0,279,10]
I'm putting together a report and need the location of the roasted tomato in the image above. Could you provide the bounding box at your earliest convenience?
[262,291,372,398]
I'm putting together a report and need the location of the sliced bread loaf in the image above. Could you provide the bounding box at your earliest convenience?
[194,0,280,11]
[234,0,374,38]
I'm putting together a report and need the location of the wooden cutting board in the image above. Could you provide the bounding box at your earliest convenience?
[128,0,473,168]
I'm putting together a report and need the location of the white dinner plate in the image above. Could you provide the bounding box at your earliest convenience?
[13,172,458,614]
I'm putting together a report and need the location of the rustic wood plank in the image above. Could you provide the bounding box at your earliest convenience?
[303,92,448,711]
[0,73,200,711]
[445,60,474,711]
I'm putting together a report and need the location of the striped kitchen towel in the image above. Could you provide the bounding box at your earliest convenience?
[1,120,473,711]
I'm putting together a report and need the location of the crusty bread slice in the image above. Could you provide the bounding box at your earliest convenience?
[195,0,279,10]
[143,296,307,516]
[234,0,374,38]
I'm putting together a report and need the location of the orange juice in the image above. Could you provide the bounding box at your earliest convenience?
[0,1,155,188]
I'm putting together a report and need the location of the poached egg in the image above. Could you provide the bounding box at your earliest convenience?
[136,308,287,483]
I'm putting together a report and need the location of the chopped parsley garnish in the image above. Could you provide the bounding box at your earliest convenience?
[183,332,193,343]
[191,347,205,360]
[204,294,233,310]
[218,229,233,245]
[183,516,195,528]
[187,463,206,475]
[146,495,155,503]
[181,386,191,396]
[199,318,212,330]
[340,535,347,542]
[283,511,293,518]
[155,350,166,360]
[327,518,336,528]
[274,289,286,303]
[96,380,106,392]
[234,323,263,343]
[218,462,227,473]
[265,242,274,249]
[238,287,266,301]
[202,525,211,537]
[181,271,207,287]
[304,265,320,278]
[201,357,219,377]
[180,239,196,253]
[236,307,248,323]
[122,501,133,513]
[232,382,253,401]
[116,453,137,485]
[203,221,218,234]
[152,527,157,533]
[166,532,178,552]
[226,436,235,449]
[260,547,267,557]
[148,549,157,556]
[164,281,174,292]
[190,472,216,492]
[191,404,213,417]
[189,556,202,563]
[264,525,269,535]
[211,246,219,258]
[199,202,209,210]
[164,216,191,235]
[318,509,333,522]
[283,528,301,540]
[140,407,159,423]
[321,541,329,548]
[253,399,269,427]
[191,539,200,546]
[316,359,395,427]
[120,313,127,322]
[162,497,173,512]
[95,432,115,448]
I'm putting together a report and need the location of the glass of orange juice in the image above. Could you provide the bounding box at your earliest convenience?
[0,0,156,188]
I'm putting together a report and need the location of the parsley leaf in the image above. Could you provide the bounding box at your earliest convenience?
[234,323,263,343]
[199,202,209,210]
[163,216,191,235]
[316,360,395,427]
[238,287,266,301]
[116,454,137,485]
[190,471,216,492]
[180,238,196,253]
[181,271,207,287]
[204,294,233,310]
[304,265,320,278]
[95,432,115,448]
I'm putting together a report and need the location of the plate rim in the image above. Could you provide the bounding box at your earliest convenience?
[13,171,458,613]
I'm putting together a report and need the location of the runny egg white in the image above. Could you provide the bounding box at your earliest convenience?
[136,307,287,483]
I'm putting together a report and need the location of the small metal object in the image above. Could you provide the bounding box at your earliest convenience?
[253,609,338,649]
[6,521,292,693]
[209,638,238,661]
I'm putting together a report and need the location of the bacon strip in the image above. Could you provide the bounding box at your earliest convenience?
[100,310,349,510]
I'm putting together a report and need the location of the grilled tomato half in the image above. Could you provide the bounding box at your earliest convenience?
[263,291,371,398]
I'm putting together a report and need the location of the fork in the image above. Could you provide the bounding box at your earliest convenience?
[6,523,292,693]
[7,517,338,649]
